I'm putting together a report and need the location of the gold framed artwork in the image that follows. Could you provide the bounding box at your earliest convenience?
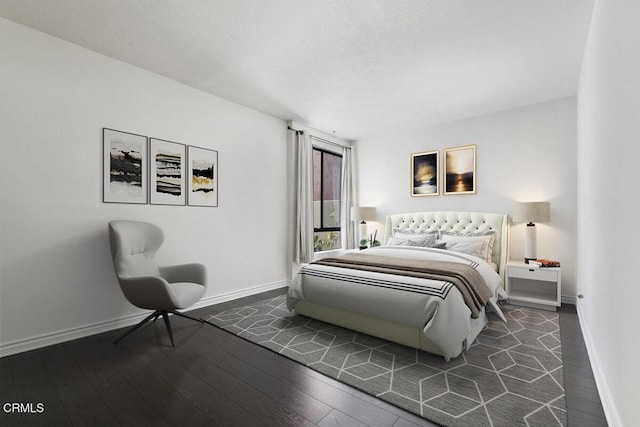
[187,145,218,207]
[411,150,439,196]
[443,144,476,195]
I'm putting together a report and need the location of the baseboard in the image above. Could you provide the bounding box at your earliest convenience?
[0,280,290,358]
[561,295,576,305]
[576,302,621,427]
[189,280,289,310]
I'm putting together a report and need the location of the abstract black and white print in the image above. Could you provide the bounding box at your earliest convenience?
[150,138,186,205]
[103,128,148,204]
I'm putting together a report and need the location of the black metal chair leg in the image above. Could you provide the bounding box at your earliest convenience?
[114,311,159,345]
[114,309,214,347]
[161,311,175,347]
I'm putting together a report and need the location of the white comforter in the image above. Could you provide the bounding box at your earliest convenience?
[287,246,505,360]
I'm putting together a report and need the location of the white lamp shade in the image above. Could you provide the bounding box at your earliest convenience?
[512,202,550,224]
[350,206,376,222]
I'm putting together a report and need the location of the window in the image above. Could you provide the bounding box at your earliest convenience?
[312,147,342,252]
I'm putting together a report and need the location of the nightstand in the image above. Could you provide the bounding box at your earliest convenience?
[505,262,561,311]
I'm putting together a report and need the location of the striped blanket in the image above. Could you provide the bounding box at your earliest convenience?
[312,253,492,318]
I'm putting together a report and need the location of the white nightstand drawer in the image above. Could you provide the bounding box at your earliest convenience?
[508,267,558,282]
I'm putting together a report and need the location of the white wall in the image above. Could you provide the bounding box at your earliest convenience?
[0,18,289,355]
[355,97,578,300]
[577,0,640,425]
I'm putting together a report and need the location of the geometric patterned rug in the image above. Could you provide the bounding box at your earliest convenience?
[207,295,566,427]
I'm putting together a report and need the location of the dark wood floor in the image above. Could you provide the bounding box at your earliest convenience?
[0,288,607,427]
[557,304,608,426]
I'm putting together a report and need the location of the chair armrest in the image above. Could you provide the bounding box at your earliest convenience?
[118,276,174,310]
[159,263,207,287]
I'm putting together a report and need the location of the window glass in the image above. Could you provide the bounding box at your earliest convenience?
[312,147,342,252]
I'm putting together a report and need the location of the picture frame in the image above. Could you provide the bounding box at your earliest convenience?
[410,150,439,196]
[187,146,218,207]
[443,144,476,195]
[103,128,148,204]
[149,138,186,206]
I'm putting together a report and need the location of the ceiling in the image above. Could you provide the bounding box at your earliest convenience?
[0,0,594,140]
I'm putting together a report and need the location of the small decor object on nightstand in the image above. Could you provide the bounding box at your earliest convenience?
[359,231,380,250]
[368,231,381,248]
[528,259,560,268]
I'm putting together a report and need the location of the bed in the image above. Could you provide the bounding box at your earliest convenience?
[287,211,509,361]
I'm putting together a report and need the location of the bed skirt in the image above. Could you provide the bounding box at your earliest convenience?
[293,300,487,360]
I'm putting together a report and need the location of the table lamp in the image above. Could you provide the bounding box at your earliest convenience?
[350,206,376,244]
[512,201,550,263]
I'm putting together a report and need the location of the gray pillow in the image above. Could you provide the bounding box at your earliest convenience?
[439,230,496,263]
[393,230,438,247]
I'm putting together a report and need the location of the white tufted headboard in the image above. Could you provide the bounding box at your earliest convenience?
[384,211,509,283]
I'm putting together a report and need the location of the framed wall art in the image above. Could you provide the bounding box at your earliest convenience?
[149,138,186,206]
[411,150,439,196]
[443,144,476,195]
[187,146,218,207]
[103,128,148,204]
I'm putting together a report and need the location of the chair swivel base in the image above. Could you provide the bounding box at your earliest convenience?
[113,309,215,346]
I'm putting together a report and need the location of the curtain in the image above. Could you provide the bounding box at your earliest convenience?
[294,131,314,263]
[340,146,355,250]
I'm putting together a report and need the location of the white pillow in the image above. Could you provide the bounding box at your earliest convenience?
[439,231,496,263]
[386,236,424,247]
[438,234,490,260]
[392,230,438,247]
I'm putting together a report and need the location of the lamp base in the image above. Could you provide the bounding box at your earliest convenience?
[359,221,367,243]
[524,223,537,263]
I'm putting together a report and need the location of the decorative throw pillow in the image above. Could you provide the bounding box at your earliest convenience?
[439,230,496,263]
[393,230,438,247]
[437,236,486,258]
[386,236,411,246]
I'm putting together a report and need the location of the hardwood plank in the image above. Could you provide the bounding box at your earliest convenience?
[189,319,415,427]
[38,344,119,427]
[162,336,317,427]
[0,356,22,427]
[113,330,265,427]
[393,417,431,427]
[8,351,71,427]
[104,341,222,426]
[181,327,331,424]
[568,408,609,427]
[318,409,368,427]
[563,362,596,381]
[566,394,607,420]
[565,383,603,404]
[67,336,171,427]
[127,337,264,427]
[564,372,599,392]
